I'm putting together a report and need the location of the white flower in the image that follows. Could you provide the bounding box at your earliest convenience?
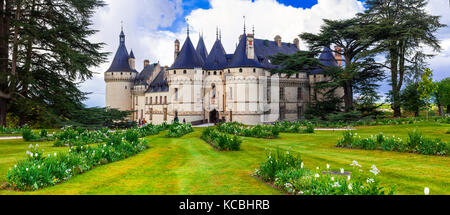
[38,165,40,169]
[347,176,351,181]
[331,177,335,181]
[29,144,33,148]
[314,174,320,178]
[286,151,289,155]
[424,187,430,195]
[35,144,39,147]
[54,153,57,156]
[26,168,28,171]
[332,182,341,188]
[326,164,330,169]
[316,167,319,170]
[26,151,31,155]
[340,168,345,174]
[298,191,304,195]
[366,178,375,184]
[35,153,38,157]
[301,162,304,169]
[14,165,17,168]
[370,165,380,176]
[350,160,362,168]
[348,184,353,190]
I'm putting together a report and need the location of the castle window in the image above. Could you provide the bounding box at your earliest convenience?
[146,97,148,105]
[280,87,285,101]
[156,97,158,104]
[298,87,303,100]
[183,70,187,74]
[141,109,143,119]
[164,108,168,121]
[297,106,303,119]
[214,71,217,75]
[208,72,211,75]
[121,72,123,75]
[212,84,216,99]
[220,72,222,75]
[160,96,162,105]
[174,70,177,75]
[149,108,153,120]
[228,69,230,73]
[150,97,152,105]
[296,73,299,78]
[203,71,205,75]
[125,86,127,90]
[135,96,138,105]
[253,68,256,73]
[164,96,167,104]
[239,68,243,73]
[229,87,233,99]
[175,88,178,100]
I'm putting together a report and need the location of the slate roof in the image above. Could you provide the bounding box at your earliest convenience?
[134,64,156,85]
[129,49,135,59]
[196,36,209,62]
[203,39,227,70]
[170,36,205,70]
[253,39,299,69]
[106,30,135,73]
[146,69,168,93]
[228,34,263,68]
[309,47,339,75]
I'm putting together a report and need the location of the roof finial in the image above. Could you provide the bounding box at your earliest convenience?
[121,20,123,31]
[243,16,246,34]
[219,29,222,41]
[252,25,255,35]
[186,18,190,37]
[216,26,219,40]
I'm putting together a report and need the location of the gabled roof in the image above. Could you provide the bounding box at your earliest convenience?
[134,64,156,85]
[146,69,168,93]
[203,39,227,70]
[170,36,205,70]
[228,34,263,68]
[310,47,339,74]
[196,36,209,62]
[106,30,134,72]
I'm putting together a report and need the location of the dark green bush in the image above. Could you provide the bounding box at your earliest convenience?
[201,127,241,151]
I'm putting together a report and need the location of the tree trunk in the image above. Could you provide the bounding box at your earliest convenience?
[438,105,444,117]
[343,81,354,112]
[390,48,402,118]
[0,98,6,126]
[414,111,419,117]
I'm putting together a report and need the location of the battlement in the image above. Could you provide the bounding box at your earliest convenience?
[104,71,137,82]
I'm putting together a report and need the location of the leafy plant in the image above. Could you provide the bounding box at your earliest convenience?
[201,127,242,151]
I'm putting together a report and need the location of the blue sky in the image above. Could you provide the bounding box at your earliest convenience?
[83,0,449,108]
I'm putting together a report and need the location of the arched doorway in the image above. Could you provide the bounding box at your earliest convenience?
[209,109,219,124]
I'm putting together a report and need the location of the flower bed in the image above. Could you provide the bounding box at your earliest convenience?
[53,127,109,147]
[336,130,449,156]
[274,121,315,134]
[254,150,395,195]
[22,127,55,142]
[217,122,280,139]
[166,123,194,138]
[0,126,23,134]
[201,127,242,151]
[7,129,149,191]
[299,116,450,128]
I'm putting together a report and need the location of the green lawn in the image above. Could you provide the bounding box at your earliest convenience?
[0,123,449,195]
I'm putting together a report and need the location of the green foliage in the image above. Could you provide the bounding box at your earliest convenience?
[201,127,242,151]
[53,127,109,147]
[435,78,450,108]
[65,107,136,129]
[0,126,22,134]
[22,127,53,142]
[217,122,280,139]
[401,82,426,116]
[166,123,194,138]
[7,130,149,191]
[273,121,315,134]
[255,150,394,195]
[337,130,449,156]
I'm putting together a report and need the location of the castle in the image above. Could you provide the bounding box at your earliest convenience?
[104,26,343,125]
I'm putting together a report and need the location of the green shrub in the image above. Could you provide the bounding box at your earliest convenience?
[166,123,194,138]
[217,122,279,139]
[201,127,242,151]
[7,130,149,191]
[337,130,449,156]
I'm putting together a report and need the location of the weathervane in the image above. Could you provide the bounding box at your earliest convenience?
[186,18,190,37]
[121,20,123,31]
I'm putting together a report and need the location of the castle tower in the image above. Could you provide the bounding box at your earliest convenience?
[203,30,228,122]
[104,29,137,114]
[196,34,209,62]
[167,28,205,123]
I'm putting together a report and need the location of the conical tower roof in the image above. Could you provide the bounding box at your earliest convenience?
[170,36,205,70]
[106,30,134,72]
[196,35,209,61]
[228,34,263,68]
[203,39,227,70]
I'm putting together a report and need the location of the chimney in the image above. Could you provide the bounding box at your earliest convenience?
[275,35,282,47]
[164,66,169,79]
[174,39,180,62]
[293,38,300,50]
[246,33,255,60]
[334,46,343,66]
[144,60,150,68]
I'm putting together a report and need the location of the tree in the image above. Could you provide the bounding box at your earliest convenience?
[417,68,437,119]
[400,82,425,117]
[300,18,384,112]
[0,0,107,126]
[434,78,450,116]
[67,107,135,129]
[359,0,446,117]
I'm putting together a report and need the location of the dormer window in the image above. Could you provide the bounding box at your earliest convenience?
[174,70,177,74]
[214,71,217,75]
[183,70,187,74]
[239,68,243,73]
[253,68,256,73]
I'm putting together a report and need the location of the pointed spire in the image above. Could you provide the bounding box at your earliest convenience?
[219,29,222,41]
[130,49,135,59]
[252,25,255,35]
[216,27,219,40]
[186,18,190,37]
[243,16,246,34]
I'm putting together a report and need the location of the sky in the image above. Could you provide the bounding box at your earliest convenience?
[81,0,450,107]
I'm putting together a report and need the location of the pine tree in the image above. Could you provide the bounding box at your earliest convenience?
[0,0,107,126]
